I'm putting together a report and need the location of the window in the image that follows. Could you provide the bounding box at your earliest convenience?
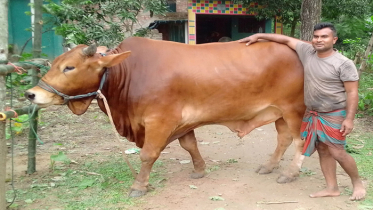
[167,0,176,12]
[238,17,266,33]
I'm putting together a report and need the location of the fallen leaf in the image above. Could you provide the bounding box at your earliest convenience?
[210,196,224,201]
[125,148,140,154]
[189,185,198,189]
[51,176,65,181]
[180,160,191,164]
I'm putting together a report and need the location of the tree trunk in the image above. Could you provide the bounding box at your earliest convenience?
[0,0,8,208]
[358,33,373,77]
[300,0,322,41]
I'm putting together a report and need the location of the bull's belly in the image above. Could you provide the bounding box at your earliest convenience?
[178,105,282,139]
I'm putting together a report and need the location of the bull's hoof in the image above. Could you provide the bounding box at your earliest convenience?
[277,174,297,183]
[128,184,154,197]
[128,189,147,197]
[191,170,206,179]
[255,165,273,174]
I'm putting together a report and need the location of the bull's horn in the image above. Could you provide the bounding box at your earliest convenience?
[82,44,97,57]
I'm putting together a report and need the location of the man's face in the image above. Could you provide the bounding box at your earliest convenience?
[312,28,338,52]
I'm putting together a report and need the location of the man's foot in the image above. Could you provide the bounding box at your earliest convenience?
[349,181,366,201]
[309,188,340,198]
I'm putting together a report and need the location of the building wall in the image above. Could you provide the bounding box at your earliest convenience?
[8,0,63,60]
[176,0,188,12]
[187,0,283,45]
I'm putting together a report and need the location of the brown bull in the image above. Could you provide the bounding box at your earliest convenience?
[25,37,306,197]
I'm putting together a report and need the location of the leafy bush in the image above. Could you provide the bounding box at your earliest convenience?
[358,71,373,115]
[43,0,169,48]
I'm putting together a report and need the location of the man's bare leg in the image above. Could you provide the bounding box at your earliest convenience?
[310,142,340,198]
[329,146,366,200]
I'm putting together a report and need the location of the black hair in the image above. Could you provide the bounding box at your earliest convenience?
[314,22,337,37]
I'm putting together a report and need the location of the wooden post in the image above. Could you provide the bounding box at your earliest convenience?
[27,0,43,174]
[0,0,8,208]
[0,59,49,75]
[0,105,41,121]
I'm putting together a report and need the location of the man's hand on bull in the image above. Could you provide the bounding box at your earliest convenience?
[237,35,259,46]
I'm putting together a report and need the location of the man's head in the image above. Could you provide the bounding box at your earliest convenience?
[312,22,338,53]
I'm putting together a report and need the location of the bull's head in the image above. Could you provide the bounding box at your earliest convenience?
[25,44,131,115]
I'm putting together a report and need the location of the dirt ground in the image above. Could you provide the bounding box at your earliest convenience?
[5,104,364,210]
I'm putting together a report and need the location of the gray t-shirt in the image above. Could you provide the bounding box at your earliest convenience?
[295,42,359,112]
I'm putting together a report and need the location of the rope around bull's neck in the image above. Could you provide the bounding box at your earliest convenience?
[97,90,137,178]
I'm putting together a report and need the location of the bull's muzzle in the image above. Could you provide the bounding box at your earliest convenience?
[25,91,36,101]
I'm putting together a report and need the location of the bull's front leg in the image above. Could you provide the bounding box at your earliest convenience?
[178,130,206,179]
[128,122,170,197]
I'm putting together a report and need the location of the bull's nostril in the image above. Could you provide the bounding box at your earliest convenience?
[25,92,35,101]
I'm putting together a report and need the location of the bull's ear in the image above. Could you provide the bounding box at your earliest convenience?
[98,51,131,68]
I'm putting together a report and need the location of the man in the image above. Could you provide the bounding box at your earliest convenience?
[238,22,366,201]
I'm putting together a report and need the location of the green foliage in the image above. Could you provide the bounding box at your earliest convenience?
[322,0,371,20]
[6,115,30,140]
[342,38,366,60]
[332,16,373,51]
[44,0,169,47]
[133,28,151,37]
[358,71,373,115]
[50,151,71,171]
[358,92,373,115]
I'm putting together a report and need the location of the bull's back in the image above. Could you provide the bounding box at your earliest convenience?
[120,38,304,120]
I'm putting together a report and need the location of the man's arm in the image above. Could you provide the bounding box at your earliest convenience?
[340,80,359,136]
[238,33,301,50]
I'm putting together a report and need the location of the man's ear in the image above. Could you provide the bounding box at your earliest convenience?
[333,37,338,44]
[98,51,131,68]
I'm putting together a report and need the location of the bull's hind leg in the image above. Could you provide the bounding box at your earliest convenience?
[277,111,305,183]
[179,130,206,179]
[256,118,293,174]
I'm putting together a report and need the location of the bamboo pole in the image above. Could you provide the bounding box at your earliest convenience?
[0,105,41,121]
[0,59,49,76]
[0,0,8,208]
[27,0,43,175]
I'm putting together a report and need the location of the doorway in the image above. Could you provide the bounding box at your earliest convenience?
[196,14,232,44]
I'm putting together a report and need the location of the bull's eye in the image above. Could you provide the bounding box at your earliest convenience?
[63,66,75,73]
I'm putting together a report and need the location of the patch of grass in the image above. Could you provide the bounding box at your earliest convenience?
[299,167,317,177]
[206,165,220,173]
[226,158,238,163]
[6,154,165,209]
[347,130,373,208]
